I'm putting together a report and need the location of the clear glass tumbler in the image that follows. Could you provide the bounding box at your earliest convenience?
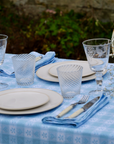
[12,54,36,86]
[57,64,83,99]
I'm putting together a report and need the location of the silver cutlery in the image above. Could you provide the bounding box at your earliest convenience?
[56,95,89,118]
[11,55,43,74]
[64,96,100,119]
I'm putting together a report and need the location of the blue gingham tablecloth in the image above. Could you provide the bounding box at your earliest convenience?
[0,53,114,144]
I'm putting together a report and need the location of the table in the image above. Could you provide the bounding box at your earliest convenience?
[0,53,114,144]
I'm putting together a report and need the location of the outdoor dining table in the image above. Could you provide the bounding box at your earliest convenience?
[0,53,114,144]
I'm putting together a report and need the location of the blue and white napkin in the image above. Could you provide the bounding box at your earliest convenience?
[30,51,56,72]
[42,94,109,128]
[0,51,56,78]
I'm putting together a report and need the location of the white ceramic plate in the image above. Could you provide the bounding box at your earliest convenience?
[0,91,49,110]
[36,62,107,82]
[48,61,94,77]
[0,88,63,115]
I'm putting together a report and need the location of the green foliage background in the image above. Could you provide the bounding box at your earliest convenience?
[0,1,113,60]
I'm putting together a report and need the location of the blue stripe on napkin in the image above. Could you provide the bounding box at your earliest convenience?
[42,94,109,128]
[0,69,15,78]
[30,51,56,72]
[0,51,56,78]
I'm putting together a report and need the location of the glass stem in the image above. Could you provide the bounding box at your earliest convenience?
[95,72,103,91]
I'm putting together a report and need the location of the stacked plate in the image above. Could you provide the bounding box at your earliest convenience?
[36,60,107,82]
[0,88,63,115]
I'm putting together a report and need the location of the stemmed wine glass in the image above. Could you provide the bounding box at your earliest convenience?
[0,34,8,89]
[82,38,111,96]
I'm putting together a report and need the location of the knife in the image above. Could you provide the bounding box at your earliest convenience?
[64,96,100,119]
[56,95,89,118]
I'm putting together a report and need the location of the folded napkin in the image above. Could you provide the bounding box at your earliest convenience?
[0,69,15,78]
[0,51,56,78]
[30,51,56,72]
[42,94,109,128]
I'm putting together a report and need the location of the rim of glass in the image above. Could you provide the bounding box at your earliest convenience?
[82,38,111,46]
[12,54,36,60]
[0,34,8,41]
[57,64,83,71]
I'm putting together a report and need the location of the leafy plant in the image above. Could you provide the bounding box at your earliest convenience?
[34,10,86,58]
[0,2,113,60]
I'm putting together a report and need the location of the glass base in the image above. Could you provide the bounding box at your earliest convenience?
[0,83,8,90]
[89,89,103,97]
[103,83,114,98]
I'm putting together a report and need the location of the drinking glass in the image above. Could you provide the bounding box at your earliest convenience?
[0,34,8,89]
[12,54,36,86]
[82,38,111,96]
[57,64,83,99]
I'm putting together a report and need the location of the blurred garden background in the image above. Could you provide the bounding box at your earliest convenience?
[0,0,114,62]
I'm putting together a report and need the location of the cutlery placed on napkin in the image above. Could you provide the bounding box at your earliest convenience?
[0,51,56,78]
[56,95,89,118]
[42,94,109,128]
[64,96,100,119]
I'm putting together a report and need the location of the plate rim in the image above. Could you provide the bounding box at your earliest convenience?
[0,88,63,115]
[48,61,95,78]
[0,91,50,111]
[36,61,107,82]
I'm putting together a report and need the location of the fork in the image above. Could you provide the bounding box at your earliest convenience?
[56,95,89,118]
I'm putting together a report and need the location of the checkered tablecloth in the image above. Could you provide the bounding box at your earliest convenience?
[0,53,114,144]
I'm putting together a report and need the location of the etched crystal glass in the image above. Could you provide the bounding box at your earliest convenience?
[0,34,8,89]
[83,38,111,96]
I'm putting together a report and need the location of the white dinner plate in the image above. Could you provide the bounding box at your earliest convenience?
[0,88,63,115]
[48,61,94,77]
[36,62,107,82]
[0,91,49,110]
